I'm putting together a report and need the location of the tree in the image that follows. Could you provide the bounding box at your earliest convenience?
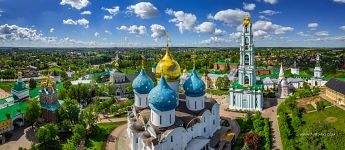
[35,123,59,146]
[71,124,86,143]
[241,143,251,150]
[64,80,72,89]
[29,78,37,89]
[58,98,80,125]
[58,87,68,100]
[24,100,41,126]
[243,132,260,150]
[215,77,224,90]
[81,105,99,131]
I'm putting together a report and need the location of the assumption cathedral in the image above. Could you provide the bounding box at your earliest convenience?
[127,33,221,150]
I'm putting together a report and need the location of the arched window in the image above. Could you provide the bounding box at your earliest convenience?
[244,76,249,85]
[245,54,249,65]
[245,37,249,45]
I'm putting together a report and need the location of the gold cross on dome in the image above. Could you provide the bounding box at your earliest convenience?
[165,31,169,48]
[191,51,197,69]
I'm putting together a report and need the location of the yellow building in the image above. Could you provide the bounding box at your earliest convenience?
[325,78,345,105]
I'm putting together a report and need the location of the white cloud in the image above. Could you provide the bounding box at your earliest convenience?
[60,0,89,10]
[259,15,271,21]
[104,15,113,20]
[263,0,278,4]
[243,3,256,11]
[117,25,147,35]
[104,30,112,35]
[297,32,309,37]
[252,20,294,34]
[259,10,280,16]
[230,32,242,39]
[150,24,165,41]
[0,24,56,42]
[214,28,226,36]
[340,26,345,31]
[0,9,4,17]
[165,8,197,33]
[63,18,89,28]
[81,10,91,15]
[230,30,269,40]
[94,32,99,37]
[253,30,268,38]
[315,31,329,36]
[195,22,215,33]
[127,2,159,19]
[209,9,248,25]
[50,28,55,33]
[308,23,318,30]
[334,0,345,4]
[200,37,225,45]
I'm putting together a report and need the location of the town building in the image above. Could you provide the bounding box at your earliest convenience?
[11,72,29,102]
[262,77,274,90]
[39,77,63,122]
[325,78,345,105]
[50,71,61,83]
[277,64,290,98]
[127,32,221,150]
[291,61,300,75]
[213,60,238,71]
[308,54,327,87]
[229,16,264,111]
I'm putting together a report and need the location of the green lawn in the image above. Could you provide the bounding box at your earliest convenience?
[302,106,345,132]
[86,121,127,150]
[0,81,15,92]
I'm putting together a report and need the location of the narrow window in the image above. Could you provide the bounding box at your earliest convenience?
[195,101,197,109]
[171,136,173,142]
[160,115,162,124]
[204,127,206,133]
[139,97,141,105]
[213,119,215,125]
[136,138,138,143]
[169,114,171,124]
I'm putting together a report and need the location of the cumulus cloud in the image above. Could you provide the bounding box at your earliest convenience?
[200,37,225,45]
[102,6,120,20]
[340,26,345,31]
[230,30,269,40]
[258,15,271,21]
[194,22,226,36]
[81,10,91,15]
[297,32,309,37]
[315,31,329,36]
[165,8,197,33]
[209,9,248,26]
[253,30,269,38]
[104,30,112,35]
[308,23,319,30]
[259,10,280,16]
[243,3,256,11]
[117,25,147,35]
[262,0,278,4]
[50,28,55,33]
[62,18,89,28]
[334,0,345,3]
[252,20,294,34]
[150,24,165,41]
[0,24,56,42]
[60,0,89,10]
[214,28,226,36]
[94,32,99,37]
[127,2,159,19]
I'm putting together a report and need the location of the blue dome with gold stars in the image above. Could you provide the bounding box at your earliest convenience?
[183,70,205,97]
[132,69,154,94]
[148,76,178,112]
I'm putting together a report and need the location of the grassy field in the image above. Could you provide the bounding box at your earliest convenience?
[0,81,15,92]
[302,106,345,132]
[86,121,127,150]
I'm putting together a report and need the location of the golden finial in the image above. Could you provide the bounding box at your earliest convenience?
[165,31,169,49]
[141,53,145,69]
[243,15,251,26]
[17,71,22,77]
[191,51,197,69]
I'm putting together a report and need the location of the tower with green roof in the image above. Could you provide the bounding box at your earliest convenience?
[11,72,29,102]
[229,16,263,111]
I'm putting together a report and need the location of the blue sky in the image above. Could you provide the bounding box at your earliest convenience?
[0,0,345,47]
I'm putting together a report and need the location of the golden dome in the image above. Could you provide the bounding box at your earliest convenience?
[243,15,251,26]
[155,48,181,82]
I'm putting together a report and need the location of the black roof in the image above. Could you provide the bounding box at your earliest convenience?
[325,78,345,95]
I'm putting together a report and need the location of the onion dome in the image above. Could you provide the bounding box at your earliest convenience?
[132,69,154,94]
[155,49,181,82]
[148,76,178,112]
[183,70,206,97]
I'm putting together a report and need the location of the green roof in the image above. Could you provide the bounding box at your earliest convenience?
[215,60,239,65]
[0,102,27,122]
[40,100,64,112]
[12,81,27,91]
[231,81,263,90]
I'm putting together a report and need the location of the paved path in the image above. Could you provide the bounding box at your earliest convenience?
[106,124,129,150]
[97,114,127,123]
[262,98,283,150]
[0,126,36,150]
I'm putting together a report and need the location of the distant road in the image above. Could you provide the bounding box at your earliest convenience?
[0,76,44,82]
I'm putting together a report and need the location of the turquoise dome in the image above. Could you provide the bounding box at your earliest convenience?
[132,69,154,94]
[183,70,205,97]
[148,76,178,112]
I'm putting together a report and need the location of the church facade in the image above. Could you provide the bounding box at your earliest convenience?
[127,33,221,150]
[229,16,264,111]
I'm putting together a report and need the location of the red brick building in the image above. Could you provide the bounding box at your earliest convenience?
[39,77,63,122]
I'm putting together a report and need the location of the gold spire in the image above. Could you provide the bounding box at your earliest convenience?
[155,31,181,82]
[191,51,197,69]
[243,15,251,26]
[17,71,22,77]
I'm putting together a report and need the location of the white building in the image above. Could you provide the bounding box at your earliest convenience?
[262,77,274,90]
[277,64,290,98]
[229,16,264,111]
[127,35,221,150]
[308,54,327,87]
[291,61,300,75]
